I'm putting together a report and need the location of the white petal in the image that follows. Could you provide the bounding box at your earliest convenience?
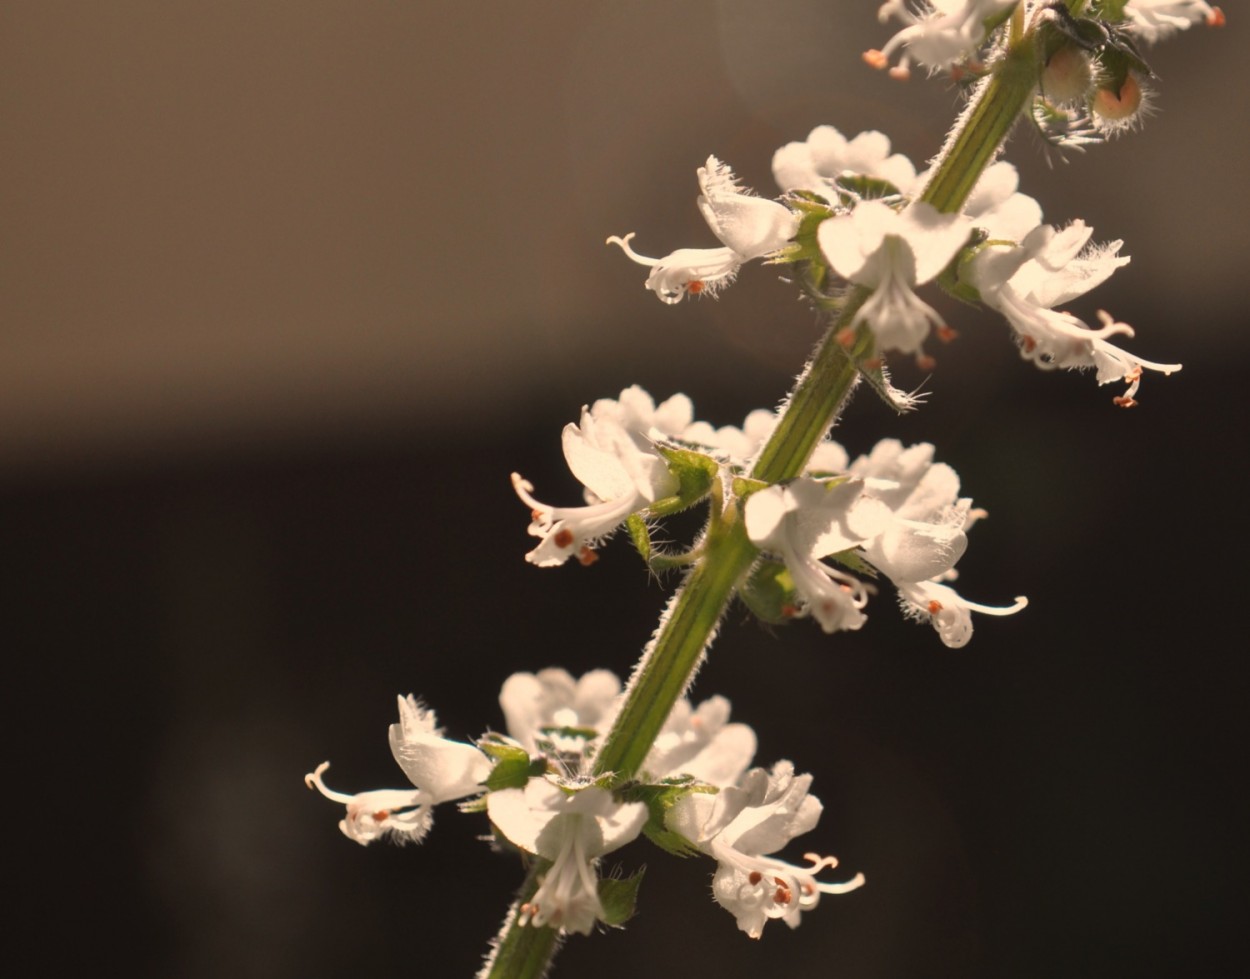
[388,728,492,804]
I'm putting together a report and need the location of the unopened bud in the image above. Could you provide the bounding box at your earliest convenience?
[1042,44,1093,105]
[1092,73,1143,123]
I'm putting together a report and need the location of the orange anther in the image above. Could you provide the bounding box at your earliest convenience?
[780,604,801,618]
[749,871,763,885]
[916,354,937,373]
[837,327,857,348]
[927,600,943,614]
[937,325,959,343]
[373,810,390,822]
[687,280,705,295]
[774,887,792,905]
[1021,336,1037,353]
[1209,7,1225,28]
[1112,396,1138,409]
[554,528,575,548]
[862,49,887,70]
[577,546,600,566]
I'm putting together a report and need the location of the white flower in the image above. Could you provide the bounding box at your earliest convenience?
[968,221,1181,405]
[305,695,491,845]
[867,0,1019,78]
[895,578,1027,648]
[960,161,1043,242]
[643,694,757,787]
[818,200,972,356]
[1121,1,1224,44]
[680,407,777,467]
[487,780,647,935]
[512,387,693,566]
[667,761,864,938]
[851,440,1027,648]
[772,125,918,199]
[744,477,891,634]
[608,156,798,304]
[498,667,622,768]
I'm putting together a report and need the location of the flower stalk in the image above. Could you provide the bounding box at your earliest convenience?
[919,30,1037,213]
[484,20,1048,975]
[480,859,561,979]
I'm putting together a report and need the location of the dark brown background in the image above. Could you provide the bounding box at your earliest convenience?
[4,3,1245,977]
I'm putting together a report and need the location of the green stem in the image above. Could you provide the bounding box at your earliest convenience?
[481,29,1044,977]
[918,36,1038,214]
[592,501,758,779]
[480,859,560,979]
[751,292,869,484]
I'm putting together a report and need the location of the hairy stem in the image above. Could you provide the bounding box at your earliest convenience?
[919,34,1038,214]
[479,859,560,979]
[481,28,1043,976]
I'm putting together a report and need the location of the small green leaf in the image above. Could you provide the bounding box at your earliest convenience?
[479,740,539,792]
[738,559,798,625]
[650,445,718,515]
[626,513,652,563]
[619,779,713,857]
[598,867,646,927]
[731,475,769,502]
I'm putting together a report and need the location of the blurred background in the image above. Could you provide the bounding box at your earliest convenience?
[4,2,1245,976]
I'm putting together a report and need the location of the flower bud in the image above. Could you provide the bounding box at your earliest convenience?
[1041,43,1093,105]
[1091,72,1143,123]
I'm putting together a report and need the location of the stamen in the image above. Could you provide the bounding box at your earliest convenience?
[927,600,943,614]
[687,280,705,295]
[1209,7,1225,28]
[748,871,763,885]
[936,325,959,343]
[605,232,659,268]
[862,49,888,70]
[577,546,599,566]
[915,353,936,372]
[553,528,575,549]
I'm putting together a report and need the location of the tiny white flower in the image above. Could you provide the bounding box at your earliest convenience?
[667,761,864,939]
[1121,1,1224,44]
[608,157,798,304]
[851,440,1027,647]
[305,696,491,845]
[968,221,1181,404]
[895,578,1027,648]
[960,161,1043,242]
[499,667,622,767]
[512,387,693,567]
[644,694,758,788]
[867,0,1019,79]
[487,780,647,935]
[819,200,972,356]
[772,125,918,199]
[744,477,891,634]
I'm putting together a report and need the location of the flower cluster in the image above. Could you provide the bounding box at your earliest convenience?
[515,386,1025,648]
[868,1,1223,142]
[307,669,861,937]
[612,121,1180,404]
